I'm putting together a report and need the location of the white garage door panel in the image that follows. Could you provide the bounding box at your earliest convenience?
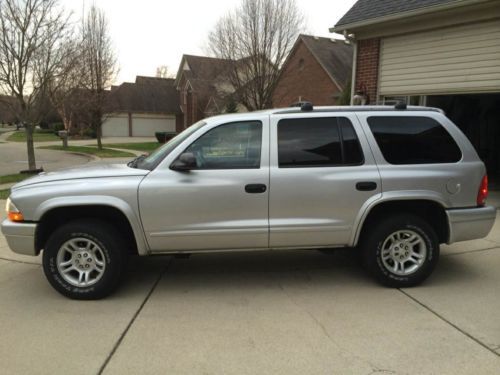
[102,115,128,137]
[131,116,175,137]
[380,20,500,95]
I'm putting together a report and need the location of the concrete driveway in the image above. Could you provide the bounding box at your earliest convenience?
[1,203,499,374]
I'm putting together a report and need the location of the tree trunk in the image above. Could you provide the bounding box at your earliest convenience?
[25,124,37,170]
[96,124,102,150]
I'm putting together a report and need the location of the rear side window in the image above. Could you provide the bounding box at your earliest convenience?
[367,116,462,164]
[278,117,363,167]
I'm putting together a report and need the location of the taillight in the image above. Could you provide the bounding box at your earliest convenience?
[477,175,488,206]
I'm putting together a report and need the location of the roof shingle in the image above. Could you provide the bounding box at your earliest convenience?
[107,77,180,114]
[299,35,353,88]
[336,0,460,27]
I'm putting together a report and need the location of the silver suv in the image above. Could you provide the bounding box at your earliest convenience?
[2,104,496,299]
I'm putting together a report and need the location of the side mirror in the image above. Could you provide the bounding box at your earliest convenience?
[170,152,197,171]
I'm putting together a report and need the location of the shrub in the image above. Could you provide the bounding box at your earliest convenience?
[50,123,65,134]
[155,131,177,143]
[83,128,97,139]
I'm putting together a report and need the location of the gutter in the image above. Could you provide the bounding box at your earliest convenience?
[348,35,357,106]
[329,0,490,33]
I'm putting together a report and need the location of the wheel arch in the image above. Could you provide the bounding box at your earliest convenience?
[352,196,449,246]
[34,196,149,255]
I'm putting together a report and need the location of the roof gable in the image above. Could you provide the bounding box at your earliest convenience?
[299,35,353,89]
[175,54,233,89]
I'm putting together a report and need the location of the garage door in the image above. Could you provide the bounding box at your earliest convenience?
[102,115,128,137]
[379,20,500,96]
[131,115,176,137]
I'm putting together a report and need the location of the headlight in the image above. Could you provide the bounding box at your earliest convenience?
[6,198,24,222]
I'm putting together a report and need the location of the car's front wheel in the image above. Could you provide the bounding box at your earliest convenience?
[42,219,128,300]
[362,214,439,288]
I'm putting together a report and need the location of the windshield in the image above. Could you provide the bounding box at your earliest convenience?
[133,120,207,170]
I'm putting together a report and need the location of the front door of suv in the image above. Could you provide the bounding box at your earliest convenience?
[139,116,270,252]
[269,113,382,248]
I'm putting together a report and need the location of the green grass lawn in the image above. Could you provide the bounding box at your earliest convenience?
[94,142,160,153]
[7,130,60,142]
[0,189,10,199]
[39,145,135,158]
[0,173,33,185]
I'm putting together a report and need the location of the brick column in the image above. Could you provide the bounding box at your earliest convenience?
[355,38,381,105]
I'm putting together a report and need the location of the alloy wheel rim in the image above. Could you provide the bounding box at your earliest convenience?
[56,238,106,287]
[380,230,427,276]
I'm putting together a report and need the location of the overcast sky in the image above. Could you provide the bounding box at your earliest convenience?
[61,0,357,84]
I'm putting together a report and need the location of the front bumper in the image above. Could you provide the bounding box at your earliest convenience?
[446,206,496,244]
[1,219,38,256]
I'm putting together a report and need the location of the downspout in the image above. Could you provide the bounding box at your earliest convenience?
[344,30,357,106]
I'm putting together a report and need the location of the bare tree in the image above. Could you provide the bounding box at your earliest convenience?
[208,0,304,110]
[80,5,116,150]
[0,0,71,171]
[46,39,84,134]
[156,65,171,78]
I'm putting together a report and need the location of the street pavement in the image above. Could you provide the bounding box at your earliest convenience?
[0,199,499,374]
[0,132,155,175]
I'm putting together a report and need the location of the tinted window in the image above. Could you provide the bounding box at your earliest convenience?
[340,117,364,165]
[368,116,462,164]
[185,121,262,169]
[278,117,363,167]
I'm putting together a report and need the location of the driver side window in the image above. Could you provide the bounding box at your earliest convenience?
[185,121,262,169]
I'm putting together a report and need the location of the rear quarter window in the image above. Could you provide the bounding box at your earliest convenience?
[367,116,462,164]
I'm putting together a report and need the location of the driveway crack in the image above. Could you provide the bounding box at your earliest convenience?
[97,258,173,375]
[398,289,499,358]
[276,274,394,373]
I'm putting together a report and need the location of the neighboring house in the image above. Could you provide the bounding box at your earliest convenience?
[272,34,353,107]
[331,0,500,175]
[174,54,246,131]
[103,76,180,137]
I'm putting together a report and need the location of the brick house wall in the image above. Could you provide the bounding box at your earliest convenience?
[355,38,381,104]
[272,41,342,107]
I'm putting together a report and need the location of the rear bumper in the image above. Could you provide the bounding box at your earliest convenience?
[446,206,496,244]
[0,219,38,256]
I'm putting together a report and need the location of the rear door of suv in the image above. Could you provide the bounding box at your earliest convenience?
[269,112,382,248]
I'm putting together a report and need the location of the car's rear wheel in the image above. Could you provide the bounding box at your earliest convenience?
[42,219,128,300]
[362,214,439,287]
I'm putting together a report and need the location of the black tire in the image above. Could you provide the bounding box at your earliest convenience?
[361,214,439,288]
[42,219,128,300]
